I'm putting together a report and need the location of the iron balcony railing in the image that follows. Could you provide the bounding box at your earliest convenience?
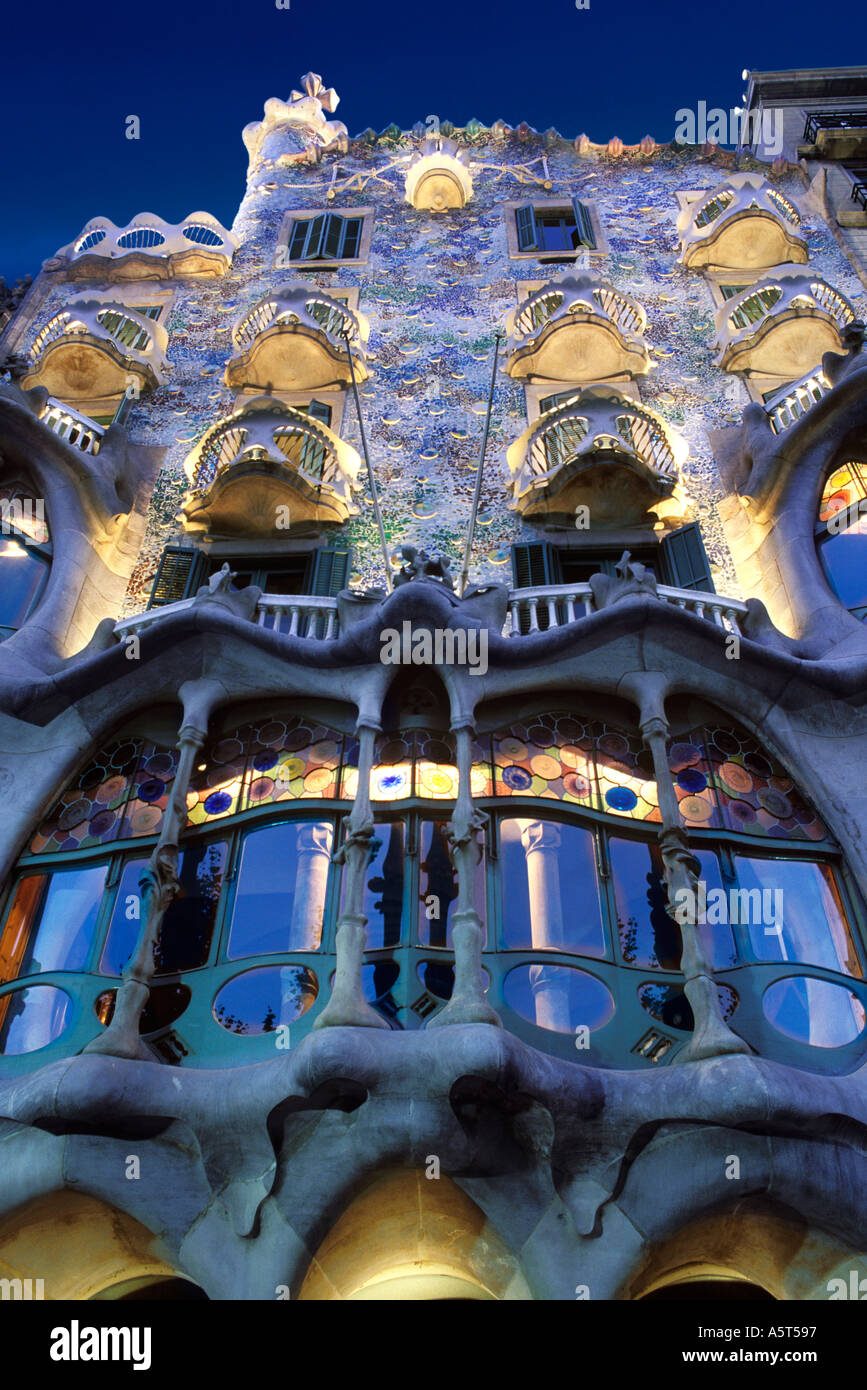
[803,110,867,144]
[114,582,748,643]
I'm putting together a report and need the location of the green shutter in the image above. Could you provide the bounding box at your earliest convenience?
[341,217,363,260]
[287,219,309,261]
[515,204,538,252]
[304,398,333,426]
[660,524,715,593]
[510,542,561,589]
[323,213,345,260]
[303,213,328,260]
[308,547,352,596]
[572,198,596,249]
[147,547,204,609]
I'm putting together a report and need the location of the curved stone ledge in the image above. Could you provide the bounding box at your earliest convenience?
[678,173,807,271]
[52,212,237,281]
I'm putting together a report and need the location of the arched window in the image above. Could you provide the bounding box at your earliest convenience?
[816,462,867,621]
[0,481,51,639]
[1,703,862,1074]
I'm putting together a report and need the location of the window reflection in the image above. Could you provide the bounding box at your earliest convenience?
[0,540,49,633]
[101,842,226,975]
[418,821,485,948]
[762,976,865,1049]
[500,818,604,957]
[503,962,615,1034]
[213,964,318,1034]
[227,820,333,958]
[0,864,107,981]
[0,984,71,1054]
[737,856,861,977]
[610,838,734,970]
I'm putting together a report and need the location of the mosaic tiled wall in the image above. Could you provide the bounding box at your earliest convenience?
[25,119,867,612]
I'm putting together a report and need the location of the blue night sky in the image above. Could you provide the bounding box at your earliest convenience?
[1,0,865,284]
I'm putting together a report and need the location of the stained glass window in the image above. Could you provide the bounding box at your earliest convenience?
[816,461,867,621]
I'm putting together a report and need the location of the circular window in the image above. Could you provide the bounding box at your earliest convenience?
[638,981,738,1032]
[0,985,72,1055]
[503,963,614,1035]
[213,965,318,1035]
[762,976,866,1048]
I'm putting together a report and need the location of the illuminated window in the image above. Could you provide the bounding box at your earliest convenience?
[816,462,867,621]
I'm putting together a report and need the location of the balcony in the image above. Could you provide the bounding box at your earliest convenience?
[800,110,867,160]
[114,580,748,643]
[179,396,362,536]
[38,399,106,455]
[506,387,687,524]
[712,270,856,376]
[404,136,474,211]
[225,287,369,392]
[503,274,651,382]
[22,295,170,405]
[678,174,807,271]
[53,214,237,281]
[764,366,833,435]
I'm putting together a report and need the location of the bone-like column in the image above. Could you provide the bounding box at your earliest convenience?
[289,822,334,950]
[84,678,224,1060]
[428,723,501,1029]
[314,723,389,1029]
[640,709,750,1063]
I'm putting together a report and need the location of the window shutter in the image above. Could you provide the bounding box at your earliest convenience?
[287,218,309,261]
[323,213,345,260]
[515,204,538,252]
[341,217,363,260]
[660,524,715,593]
[308,547,352,596]
[148,547,204,609]
[304,399,333,427]
[571,198,596,249]
[510,542,561,589]
[303,213,328,260]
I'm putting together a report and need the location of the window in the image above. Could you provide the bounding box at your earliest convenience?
[3,706,859,1069]
[276,208,373,267]
[0,485,51,640]
[147,544,351,610]
[507,198,600,259]
[816,462,867,621]
[510,531,714,628]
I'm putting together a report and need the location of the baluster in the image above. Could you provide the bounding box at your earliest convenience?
[528,598,540,633]
[288,606,300,637]
[510,603,521,637]
[583,594,593,616]
[565,594,576,623]
[546,597,558,627]
[324,608,336,640]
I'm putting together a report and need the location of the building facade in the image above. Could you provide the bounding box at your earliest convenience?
[0,67,866,1301]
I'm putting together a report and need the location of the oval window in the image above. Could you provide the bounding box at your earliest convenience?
[213,965,318,1035]
[416,961,491,1001]
[0,984,72,1055]
[96,984,191,1034]
[638,981,738,1032]
[503,963,614,1034]
[762,976,866,1048]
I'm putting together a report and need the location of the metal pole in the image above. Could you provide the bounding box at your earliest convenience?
[459,331,503,597]
[344,329,392,593]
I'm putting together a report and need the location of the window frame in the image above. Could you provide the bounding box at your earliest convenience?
[275,207,374,269]
[505,196,607,261]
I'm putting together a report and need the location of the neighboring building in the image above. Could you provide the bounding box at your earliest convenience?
[0,68,866,1302]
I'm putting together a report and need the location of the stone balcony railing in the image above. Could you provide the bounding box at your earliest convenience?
[503,274,651,381]
[713,269,856,377]
[506,386,686,524]
[23,294,170,400]
[38,398,106,454]
[179,395,362,535]
[225,285,369,392]
[114,581,747,643]
[51,213,237,280]
[678,173,807,270]
[764,366,833,435]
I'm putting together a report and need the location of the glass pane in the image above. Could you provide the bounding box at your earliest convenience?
[0,984,71,1054]
[503,962,614,1034]
[763,976,865,1048]
[499,817,605,958]
[0,541,48,628]
[610,838,734,969]
[638,981,738,1031]
[101,842,226,975]
[31,738,141,854]
[820,528,867,614]
[213,965,318,1034]
[342,821,404,949]
[96,983,191,1034]
[227,821,333,958]
[8,864,108,977]
[418,820,485,949]
[735,856,860,977]
[244,718,343,808]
